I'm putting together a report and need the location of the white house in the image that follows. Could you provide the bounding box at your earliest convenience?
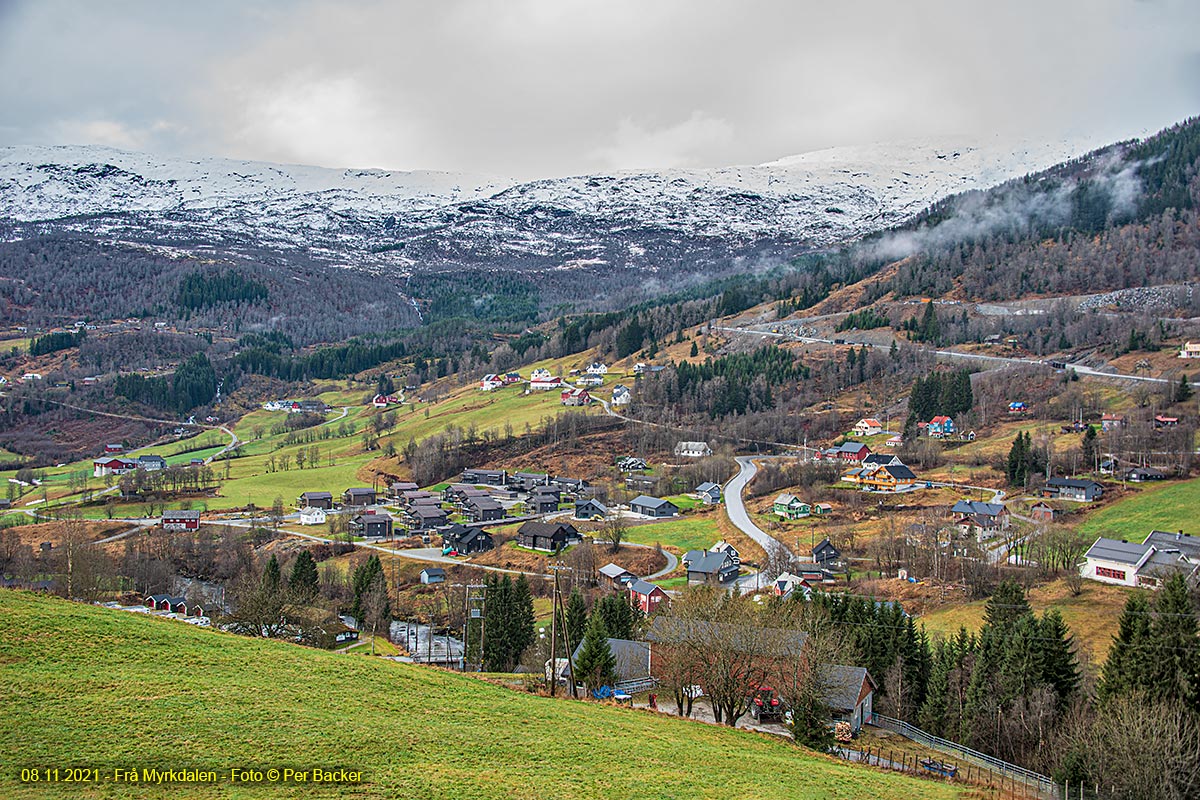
[299,507,327,526]
[611,385,632,406]
[674,441,712,458]
[586,362,608,375]
[852,418,883,436]
[1082,531,1200,588]
[1180,342,1200,359]
[479,374,504,391]
[530,368,553,381]
[576,374,604,387]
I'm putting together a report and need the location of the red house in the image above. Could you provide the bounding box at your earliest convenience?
[104,443,124,453]
[628,578,669,615]
[560,387,592,406]
[161,510,201,531]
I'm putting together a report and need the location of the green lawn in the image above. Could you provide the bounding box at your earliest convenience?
[0,592,963,800]
[623,515,722,552]
[1078,476,1200,542]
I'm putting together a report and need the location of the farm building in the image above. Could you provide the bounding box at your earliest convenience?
[161,510,200,531]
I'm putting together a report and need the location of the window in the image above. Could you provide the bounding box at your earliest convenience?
[1096,566,1126,581]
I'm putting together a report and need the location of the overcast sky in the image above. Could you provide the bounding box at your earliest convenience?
[0,1,1196,178]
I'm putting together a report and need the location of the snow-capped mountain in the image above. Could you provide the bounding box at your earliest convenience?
[0,138,1090,292]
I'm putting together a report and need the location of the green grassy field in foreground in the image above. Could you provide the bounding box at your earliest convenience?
[0,591,965,800]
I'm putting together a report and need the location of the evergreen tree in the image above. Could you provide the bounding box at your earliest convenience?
[262,555,282,596]
[689,341,699,358]
[511,575,536,663]
[999,615,1044,701]
[564,589,588,651]
[350,555,385,623]
[1098,593,1153,702]
[919,642,952,736]
[1176,373,1194,403]
[595,594,636,641]
[289,550,319,601]
[574,613,616,690]
[1081,424,1099,470]
[1037,609,1080,703]
[1146,575,1200,710]
[983,580,1032,634]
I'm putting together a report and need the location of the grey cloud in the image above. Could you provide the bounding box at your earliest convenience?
[0,1,1197,178]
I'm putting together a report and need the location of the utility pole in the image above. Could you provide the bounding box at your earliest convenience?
[548,564,561,696]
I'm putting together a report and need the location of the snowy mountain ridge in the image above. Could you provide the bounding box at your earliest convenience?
[0,138,1093,294]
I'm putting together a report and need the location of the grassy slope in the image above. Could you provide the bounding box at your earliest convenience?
[0,592,964,800]
[1077,476,1200,542]
[918,578,1139,666]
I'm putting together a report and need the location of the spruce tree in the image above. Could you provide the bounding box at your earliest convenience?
[983,580,1032,634]
[595,594,636,641]
[1037,609,1080,703]
[512,575,536,663]
[919,643,952,736]
[350,554,384,623]
[574,613,616,690]
[564,589,588,651]
[1098,593,1152,702]
[1146,575,1200,710]
[262,555,282,596]
[289,550,319,602]
[1177,373,1194,403]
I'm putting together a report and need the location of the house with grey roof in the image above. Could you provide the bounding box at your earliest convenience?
[951,499,1010,538]
[1082,530,1200,588]
[682,549,739,585]
[820,665,877,733]
[569,638,652,691]
[630,495,679,518]
[694,482,722,505]
[1043,477,1104,502]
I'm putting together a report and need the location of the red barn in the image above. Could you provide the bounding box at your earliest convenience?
[628,578,669,615]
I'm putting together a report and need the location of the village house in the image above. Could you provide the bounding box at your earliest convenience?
[516,521,581,553]
[1029,501,1059,523]
[570,638,653,690]
[1179,341,1200,359]
[617,456,647,472]
[611,385,632,406]
[290,399,328,415]
[1082,530,1200,588]
[586,362,608,375]
[298,491,334,509]
[843,462,919,492]
[479,374,504,391]
[93,457,137,478]
[1125,466,1167,483]
[628,579,669,615]
[161,510,201,531]
[388,481,419,498]
[550,476,587,495]
[137,454,167,471]
[710,540,740,566]
[885,434,904,448]
[342,487,377,507]
[528,368,563,391]
[409,505,449,530]
[924,415,956,438]
[351,512,393,538]
[402,490,438,506]
[773,493,811,520]
[862,453,904,468]
[574,498,608,520]
[812,537,841,567]
[1154,414,1179,429]
[528,488,561,514]
[599,563,635,589]
[466,496,505,523]
[823,666,877,733]
[630,495,679,518]
[1043,477,1105,502]
[461,469,507,487]
[821,441,871,462]
[694,482,722,504]
[420,567,446,585]
[145,594,187,614]
[441,524,494,555]
[1008,401,1028,414]
[560,387,592,406]
[105,443,124,453]
[852,418,883,436]
[509,472,551,491]
[951,499,1010,538]
[674,441,713,458]
[576,374,603,387]
[299,506,327,526]
[682,549,739,585]
[1101,413,1126,432]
